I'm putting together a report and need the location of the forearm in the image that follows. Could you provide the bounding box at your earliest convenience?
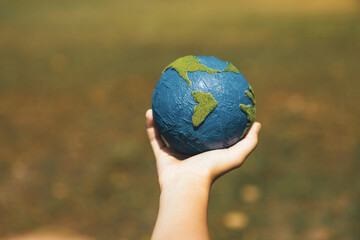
[151,179,212,240]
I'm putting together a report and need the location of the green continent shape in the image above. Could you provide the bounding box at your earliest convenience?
[192,91,218,127]
[239,104,256,138]
[223,62,240,74]
[245,84,256,105]
[163,55,220,87]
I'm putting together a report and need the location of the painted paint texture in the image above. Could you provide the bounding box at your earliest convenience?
[223,62,240,74]
[245,85,256,105]
[191,91,218,128]
[239,104,256,138]
[152,56,256,155]
[163,55,220,86]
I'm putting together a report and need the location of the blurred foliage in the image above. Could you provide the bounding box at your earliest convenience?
[0,0,359,239]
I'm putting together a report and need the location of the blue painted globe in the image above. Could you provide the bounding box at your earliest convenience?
[152,56,256,155]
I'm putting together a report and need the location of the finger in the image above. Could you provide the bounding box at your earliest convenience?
[207,122,261,176]
[228,122,261,161]
[146,109,166,158]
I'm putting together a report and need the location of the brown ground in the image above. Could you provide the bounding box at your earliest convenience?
[0,0,359,239]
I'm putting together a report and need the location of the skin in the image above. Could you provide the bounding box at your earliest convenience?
[146,109,261,240]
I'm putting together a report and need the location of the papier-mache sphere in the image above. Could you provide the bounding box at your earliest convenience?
[152,55,256,155]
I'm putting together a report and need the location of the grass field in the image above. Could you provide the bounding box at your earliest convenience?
[0,0,359,239]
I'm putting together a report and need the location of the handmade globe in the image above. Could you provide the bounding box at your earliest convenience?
[152,56,256,155]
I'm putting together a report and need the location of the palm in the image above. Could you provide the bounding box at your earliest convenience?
[146,109,261,187]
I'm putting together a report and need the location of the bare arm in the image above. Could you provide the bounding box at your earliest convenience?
[146,109,261,240]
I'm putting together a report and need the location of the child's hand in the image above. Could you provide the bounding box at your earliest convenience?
[146,109,261,240]
[146,109,261,190]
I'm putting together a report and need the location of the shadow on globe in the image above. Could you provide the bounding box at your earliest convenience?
[152,55,256,155]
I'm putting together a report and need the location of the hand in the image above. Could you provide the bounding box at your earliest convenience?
[146,109,261,190]
[147,109,261,239]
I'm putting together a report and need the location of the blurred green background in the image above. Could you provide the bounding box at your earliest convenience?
[0,0,359,239]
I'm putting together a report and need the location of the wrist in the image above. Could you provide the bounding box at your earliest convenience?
[159,176,211,202]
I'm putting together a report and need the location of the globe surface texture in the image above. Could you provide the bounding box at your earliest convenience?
[152,55,256,155]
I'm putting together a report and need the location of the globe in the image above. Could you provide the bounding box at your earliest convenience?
[152,55,256,155]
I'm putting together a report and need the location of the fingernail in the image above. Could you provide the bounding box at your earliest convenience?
[145,109,152,116]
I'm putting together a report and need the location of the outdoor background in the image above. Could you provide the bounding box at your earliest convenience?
[0,0,359,239]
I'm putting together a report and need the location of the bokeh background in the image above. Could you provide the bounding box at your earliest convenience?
[0,0,359,239]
